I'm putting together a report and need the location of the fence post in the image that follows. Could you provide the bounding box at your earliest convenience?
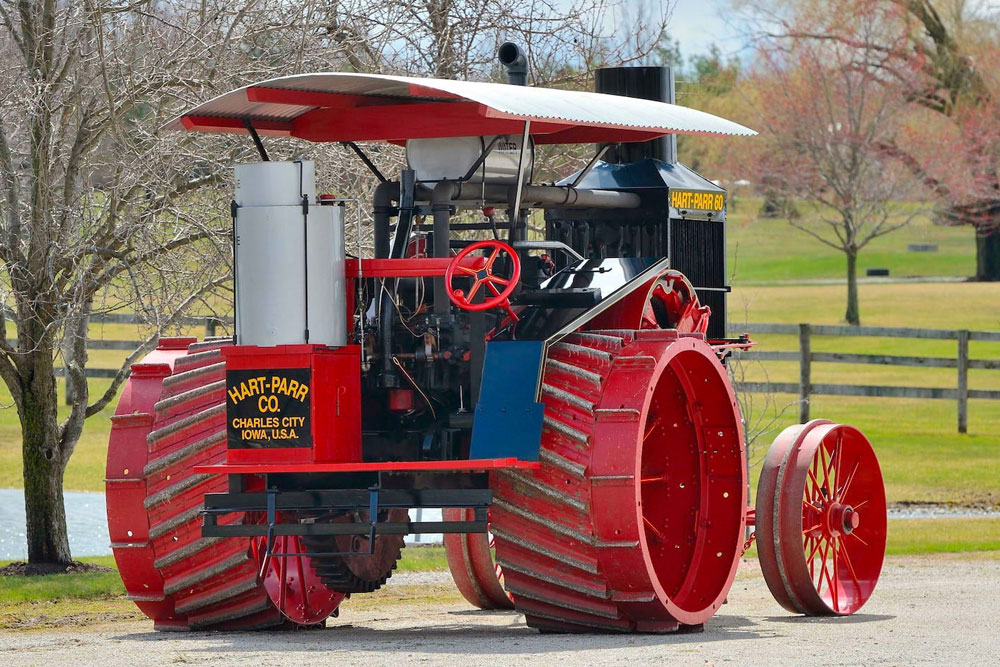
[957,329,969,434]
[799,323,811,423]
[205,317,218,338]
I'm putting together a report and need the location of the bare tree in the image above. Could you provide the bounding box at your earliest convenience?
[0,0,358,567]
[746,18,917,324]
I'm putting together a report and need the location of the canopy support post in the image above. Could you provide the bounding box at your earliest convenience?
[242,120,270,162]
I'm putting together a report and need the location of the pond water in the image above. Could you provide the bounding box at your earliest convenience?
[0,488,441,560]
[0,488,110,560]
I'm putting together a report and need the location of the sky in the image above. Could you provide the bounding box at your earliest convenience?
[666,0,751,62]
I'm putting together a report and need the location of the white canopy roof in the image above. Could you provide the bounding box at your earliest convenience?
[165,72,755,145]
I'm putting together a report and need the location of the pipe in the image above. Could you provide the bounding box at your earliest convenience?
[432,181,459,315]
[373,180,399,259]
[429,183,641,210]
[498,42,528,86]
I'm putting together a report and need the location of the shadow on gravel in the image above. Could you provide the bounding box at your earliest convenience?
[763,613,895,624]
[110,613,768,653]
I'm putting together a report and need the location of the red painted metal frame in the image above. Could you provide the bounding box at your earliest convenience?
[346,256,484,278]
[222,344,363,466]
[195,458,540,475]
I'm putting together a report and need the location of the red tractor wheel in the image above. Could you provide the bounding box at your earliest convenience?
[107,338,343,630]
[491,330,747,632]
[756,420,887,616]
[443,507,514,610]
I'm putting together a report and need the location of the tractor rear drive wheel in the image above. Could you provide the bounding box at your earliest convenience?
[756,420,887,616]
[107,338,342,630]
[443,508,513,610]
[490,330,747,632]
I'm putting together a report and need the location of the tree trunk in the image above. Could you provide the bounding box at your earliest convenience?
[845,250,860,325]
[975,227,1000,281]
[20,353,72,565]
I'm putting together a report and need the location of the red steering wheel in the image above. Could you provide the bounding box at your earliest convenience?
[445,240,521,312]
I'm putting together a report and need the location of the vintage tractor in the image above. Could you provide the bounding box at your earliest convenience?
[106,48,887,632]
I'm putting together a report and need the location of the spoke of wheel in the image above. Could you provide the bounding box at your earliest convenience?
[811,450,821,500]
[803,499,823,515]
[456,265,477,275]
[852,499,869,510]
[848,530,869,547]
[830,538,840,612]
[643,515,668,542]
[467,278,484,300]
[814,540,830,595]
[487,274,509,286]
[806,535,816,579]
[833,434,844,499]
[837,459,861,502]
[486,247,500,268]
[807,467,823,504]
[806,536,823,580]
[807,536,816,580]
[820,442,833,498]
[839,540,862,592]
[643,416,661,442]
[642,473,669,484]
[802,522,822,535]
[821,540,837,601]
[486,281,503,297]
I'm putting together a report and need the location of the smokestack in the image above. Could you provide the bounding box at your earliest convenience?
[498,42,528,86]
[595,66,677,164]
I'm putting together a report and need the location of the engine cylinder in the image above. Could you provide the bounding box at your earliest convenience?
[233,161,346,347]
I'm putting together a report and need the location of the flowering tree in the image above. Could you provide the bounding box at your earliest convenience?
[747,15,916,324]
[749,0,1000,281]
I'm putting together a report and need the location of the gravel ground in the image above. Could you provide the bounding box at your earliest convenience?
[1,554,997,666]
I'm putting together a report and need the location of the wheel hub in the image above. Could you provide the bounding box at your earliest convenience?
[824,502,860,537]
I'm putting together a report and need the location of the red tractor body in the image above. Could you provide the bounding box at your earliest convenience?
[106,53,887,632]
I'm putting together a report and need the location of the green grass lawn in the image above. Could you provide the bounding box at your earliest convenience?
[726,197,977,283]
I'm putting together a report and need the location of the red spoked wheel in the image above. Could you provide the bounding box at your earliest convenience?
[249,514,343,625]
[443,508,514,610]
[756,420,887,616]
[445,240,520,311]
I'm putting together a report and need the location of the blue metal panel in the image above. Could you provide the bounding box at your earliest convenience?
[469,341,545,461]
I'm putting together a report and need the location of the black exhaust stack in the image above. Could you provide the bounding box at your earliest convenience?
[498,42,528,86]
[595,66,677,164]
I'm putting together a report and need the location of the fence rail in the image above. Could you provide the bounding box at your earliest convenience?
[30,319,1000,430]
[728,323,1000,433]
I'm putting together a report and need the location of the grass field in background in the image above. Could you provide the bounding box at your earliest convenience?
[726,197,977,283]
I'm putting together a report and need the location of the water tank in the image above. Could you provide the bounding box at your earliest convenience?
[233,161,346,347]
[406,135,534,183]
